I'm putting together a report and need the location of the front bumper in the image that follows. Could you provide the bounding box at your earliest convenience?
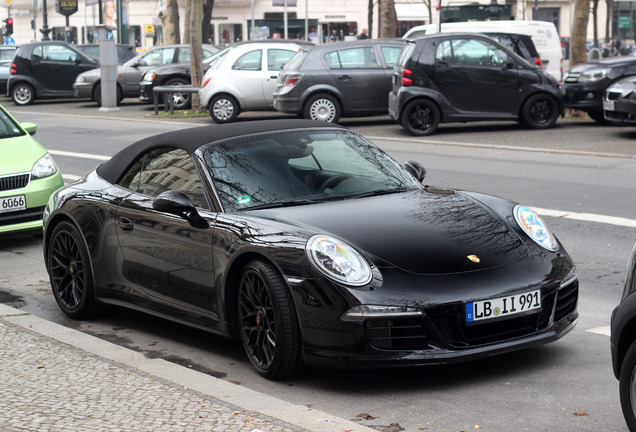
[139,81,154,103]
[73,82,94,99]
[604,98,636,125]
[563,81,608,112]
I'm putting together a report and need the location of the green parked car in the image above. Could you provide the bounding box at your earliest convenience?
[0,105,64,236]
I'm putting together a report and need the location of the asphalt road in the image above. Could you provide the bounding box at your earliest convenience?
[1,97,635,432]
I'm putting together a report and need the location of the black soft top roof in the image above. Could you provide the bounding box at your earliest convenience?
[96,119,342,184]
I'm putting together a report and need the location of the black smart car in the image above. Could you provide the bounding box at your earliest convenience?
[273,39,405,123]
[8,41,98,105]
[564,56,636,123]
[388,33,564,136]
[611,244,636,430]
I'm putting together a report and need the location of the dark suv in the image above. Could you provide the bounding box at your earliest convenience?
[564,56,636,122]
[388,33,564,136]
[273,39,404,122]
[8,41,98,105]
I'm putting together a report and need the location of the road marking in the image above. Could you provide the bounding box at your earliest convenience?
[50,149,110,161]
[534,207,636,228]
[62,174,81,182]
[586,326,611,336]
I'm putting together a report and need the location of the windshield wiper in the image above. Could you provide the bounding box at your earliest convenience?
[344,188,415,200]
[242,199,321,210]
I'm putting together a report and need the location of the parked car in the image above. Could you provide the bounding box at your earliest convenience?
[273,39,405,123]
[7,41,98,105]
[611,244,636,430]
[0,104,64,236]
[0,65,9,94]
[138,46,222,110]
[564,56,636,122]
[73,44,218,106]
[43,119,578,379]
[198,40,312,123]
[0,46,17,66]
[603,75,636,125]
[76,43,138,65]
[388,33,564,136]
[403,20,563,82]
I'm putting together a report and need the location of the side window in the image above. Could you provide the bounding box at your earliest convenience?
[117,148,206,208]
[435,40,454,62]
[380,46,402,67]
[267,49,295,71]
[138,48,176,66]
[232,50,262,71]
[450,39,509,67]
[31,46,43,61]
[177,47,191,63]
[43,45,78,63]
[323,47,378,69]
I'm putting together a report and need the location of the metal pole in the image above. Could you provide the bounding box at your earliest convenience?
[305,0,308,41]
[284,0,288,39]
[251,0,254,39]
[41,0,50,40]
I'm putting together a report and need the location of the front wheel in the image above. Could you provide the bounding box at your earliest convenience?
[93,83,123,107]
[47,221,97,319]
[238,259,303,379]
[521,94,559,129]
[209,94,240,123]
[165,78,192,110]
[12,83,35,105]
[303,94,341,123]
[401,99,440,136]
[620,341,636,431]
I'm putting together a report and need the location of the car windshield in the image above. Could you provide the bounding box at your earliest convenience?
[0,108,27,139]
[203,130,422,212]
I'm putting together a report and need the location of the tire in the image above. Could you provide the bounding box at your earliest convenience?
[47,221,97,319]
[209,94,240,123]
[237,259,303,379]
[401,99,440,136]
[521,94,559,129]
[303,93,341,123]
[620,340,636,431]
[165,78,192,110]
[93,83,123,107]
[11,83,35,105]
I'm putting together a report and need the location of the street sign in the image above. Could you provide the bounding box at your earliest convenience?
[4,36,15,45]
[56,0,78,16]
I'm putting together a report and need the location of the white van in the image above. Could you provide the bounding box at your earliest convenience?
[403,20,563,82]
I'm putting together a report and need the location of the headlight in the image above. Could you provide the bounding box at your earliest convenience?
[579,68,610,82]
[143,72,156,82]
[306,235,372,286]
[514,205,558,251]
[31,153,58,179]
[76,76,86,84]
[341,305,423,321]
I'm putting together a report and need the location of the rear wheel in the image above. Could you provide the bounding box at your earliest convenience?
[47,221,97,319]
[11,83,35,105]
[165,78,191,110]
[521,94,559,129]
[238,259,303,379]
[93,83,123,107]
[303,93,341,123]
[619,340,636,431]
[401,99,440,136]
[209,94,240,123]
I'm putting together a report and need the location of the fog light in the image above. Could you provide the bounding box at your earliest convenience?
[585,92,596,100]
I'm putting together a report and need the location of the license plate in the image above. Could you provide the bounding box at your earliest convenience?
[603,100,615,111]
[466,290,541,324]
[0,194,26,213]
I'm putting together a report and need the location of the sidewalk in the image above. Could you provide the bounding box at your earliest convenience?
[0,303,375,432]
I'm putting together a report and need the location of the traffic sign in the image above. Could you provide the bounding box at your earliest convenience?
[4,36,15,45]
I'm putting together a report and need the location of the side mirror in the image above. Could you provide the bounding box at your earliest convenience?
[404,160,426,182]
[152,190,209,229]
[21,122,37,136]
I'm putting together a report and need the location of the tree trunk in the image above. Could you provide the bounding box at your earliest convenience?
[605,0,613,42]
[202,0,214,44]
[184,1,192,46]
[159,0,180,44]
[592,0,599,47]
[189,0,204,112]
[570,0,591,67]
[380,0,397,38]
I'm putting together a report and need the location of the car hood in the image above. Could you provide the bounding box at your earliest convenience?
[568,57,636,72]
[0,135,47,174]
[249,189,529,275]
[78,65,125,80]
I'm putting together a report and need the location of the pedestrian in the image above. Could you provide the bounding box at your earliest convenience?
[357,28,369,39]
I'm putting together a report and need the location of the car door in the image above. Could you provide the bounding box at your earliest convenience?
[262,48,297,106]
[431,38,520,115]
[32,44,95,93]
[229,48,265,109]
[323,46,387,112]
[122,46,178,93]
[114,147,218,318]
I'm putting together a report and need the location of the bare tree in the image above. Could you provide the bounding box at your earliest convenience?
[159,0,180,44]
[380,0,397,38]
[605,0,613,42]
[570,0,591,67]
[189,0,204,112]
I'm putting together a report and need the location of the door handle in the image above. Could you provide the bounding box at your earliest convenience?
[338,75,351,80]
[118,217,134,232]
[269,75,278,79]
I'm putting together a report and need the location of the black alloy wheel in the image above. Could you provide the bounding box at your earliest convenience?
[620,341,636,431]
[402,99,440,136]
[165,78,192,110]
[48,221,97,319]
[521,94,559,129]
[238,259,303,379]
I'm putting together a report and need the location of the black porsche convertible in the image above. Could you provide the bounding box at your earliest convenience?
[43,120,579,378]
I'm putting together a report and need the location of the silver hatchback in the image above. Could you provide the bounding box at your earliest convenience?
[198,40,312,123]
